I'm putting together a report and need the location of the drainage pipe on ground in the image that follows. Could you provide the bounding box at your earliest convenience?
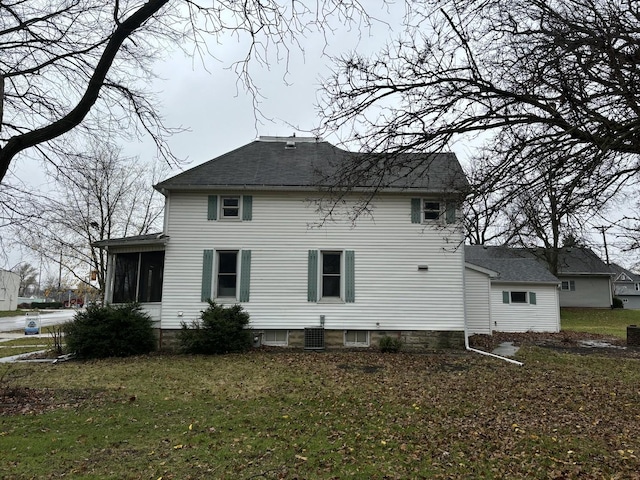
[464,332,523,366]
[462,262,523,366]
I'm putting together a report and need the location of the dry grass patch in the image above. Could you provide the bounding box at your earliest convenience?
[1,350,639,479]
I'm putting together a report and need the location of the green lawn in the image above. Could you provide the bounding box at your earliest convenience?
[561,308,640,338]
[1,349,639,479]
[0,310,21,318]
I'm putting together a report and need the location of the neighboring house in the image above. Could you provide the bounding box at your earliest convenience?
[0,269,20,311]
[95,136,470,350]
[465,246,561,334]
[548,247,613,308]
[463,245,612,309]
[610,263,640,309]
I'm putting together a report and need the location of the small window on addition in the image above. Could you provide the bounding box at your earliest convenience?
[510,291,527,304]
[220,196,240,219]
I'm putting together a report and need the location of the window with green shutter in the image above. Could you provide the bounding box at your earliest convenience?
[345,250,355,303]
[308,250,355,302]
[307,250,318,302]
[411,198,421,223]
[207,196,218,221]
[239,250,251,302]
[201,250,214,301]
[207,195,253,221]
[242,195,253,221]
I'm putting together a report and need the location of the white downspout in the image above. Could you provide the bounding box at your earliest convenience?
[462,254,523,366]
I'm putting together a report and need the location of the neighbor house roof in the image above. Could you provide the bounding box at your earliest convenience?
[610,263,640,296]
[465,246,560,284]
[465,245,611,277]
[154,136,469,194]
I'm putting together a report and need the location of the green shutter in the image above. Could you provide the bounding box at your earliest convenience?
[529,292,537,305]
[345,250,355,303]
[239,250,251,302]
[242,195,253,221]
[201,249,214,302]
[502,291,510,304]
[207,195,218,220]
[411,198,421,223]
[446,202,456,224]
[307,250,318,302]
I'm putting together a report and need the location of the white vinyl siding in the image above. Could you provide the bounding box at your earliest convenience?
[491,283,559,333]
[464,267,492,335]
[160,191,465,331]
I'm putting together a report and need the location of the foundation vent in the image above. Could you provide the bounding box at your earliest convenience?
[304,327,325,350]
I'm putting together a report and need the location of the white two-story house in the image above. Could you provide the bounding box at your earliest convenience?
[95,136,470,350]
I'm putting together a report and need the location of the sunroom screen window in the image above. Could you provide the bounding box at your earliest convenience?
[322,252,341,297]
[113,253,139,303]
[138,251,164,302]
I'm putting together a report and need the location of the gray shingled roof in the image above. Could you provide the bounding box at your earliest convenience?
[92,233,167,248]
[465,245,611,276]
[155,137,468,193]
[465,246,560,283]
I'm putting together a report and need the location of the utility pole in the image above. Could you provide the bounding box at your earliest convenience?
[595,226,611,266]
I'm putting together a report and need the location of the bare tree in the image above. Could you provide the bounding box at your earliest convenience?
[320,0,640,192]
[15,142,165,297]
[0,0,372,184]
[12,263,37,296]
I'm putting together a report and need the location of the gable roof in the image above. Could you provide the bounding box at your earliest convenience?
[610,263,640,283]
[465,246,560,284]
[155,136,469,194]
[465,245,611,277]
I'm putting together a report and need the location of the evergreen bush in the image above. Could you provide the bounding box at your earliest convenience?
[612,297,624,309]
[64,303,155,358]
[179,301,252,354]
[379,335,403,353]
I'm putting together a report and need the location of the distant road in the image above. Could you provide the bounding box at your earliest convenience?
[0,309,78,333]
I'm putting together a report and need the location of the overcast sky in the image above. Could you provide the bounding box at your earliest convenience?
[4,2,633,271]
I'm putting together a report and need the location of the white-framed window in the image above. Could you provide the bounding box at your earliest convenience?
[202,249,251,302]
[307,250,355,303]
[502,291,537,305]
[207,195,252,221]
[635,283,640,291]
[423,200,442,221]
[561,280,576,291]
[217,250,238,297]
[345,330,369,347]
[510,291,528,303]
[220,196,240,219]
[322,251,342,298]
[264,330,288,346]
